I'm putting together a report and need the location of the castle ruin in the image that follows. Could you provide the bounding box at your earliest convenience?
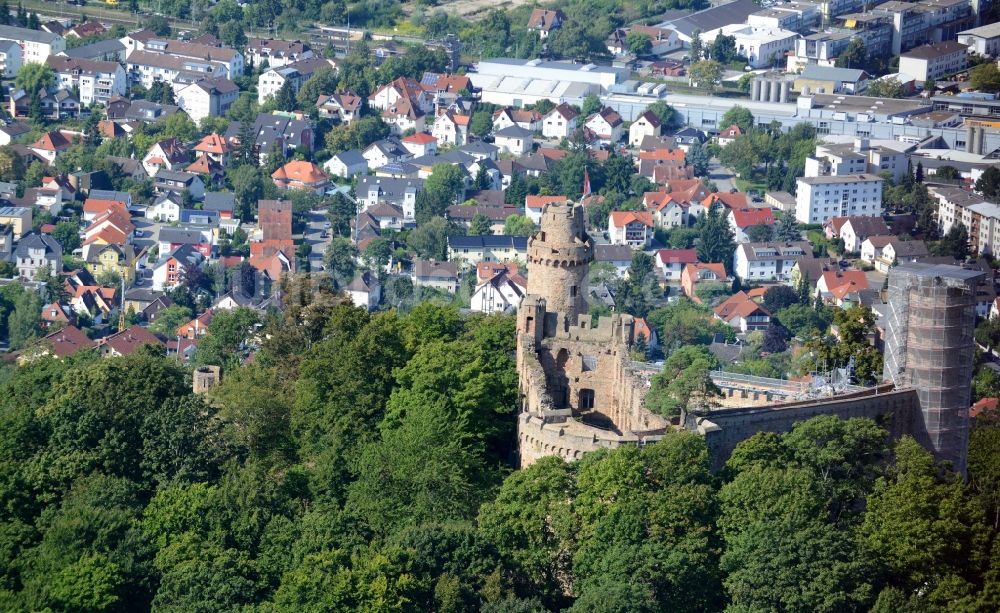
[516,203,982,474]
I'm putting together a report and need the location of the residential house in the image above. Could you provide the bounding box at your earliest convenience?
[19,326,94,363]
[98,326,163,357]
[154,169,205,199]
[0,121,29,146]
[412,259,460,293]
[158,227,213,259]
[176,309,214,339]
[41,301,74,329]
[0,224,12,261]
[362,138,412,171]
[66,21,107,39]
[9,87,79,120]
[186,154,225,187]
[815,269,869,303]
[681,262,728,303]
[175,76,239,123]
[356,176,424,218]
[717,124,743,147]
[46,55,127,105]
[715,291,770,332]
[0,206,31,238]
[446,235,528,266]
[316,91,362,123]
[142,138,188,177]
[271,161,329,194]
[83,207,134,246]
[382,98,425,135]
[324,149,368,179]
[30,130,75,164]
[60,38,126,62]
[656,248,698,283]
[471,265,527,313]
[223,112,315,159]
[105,97,179,123]
[368,77,434,115]
[527,8,565,39]
[584,107,624,145]
[629,110,662,147]
[15,233,62,279]
[673,127,707,151]
[733,241,812,281]
[432,111,470,146]
[525,195,567,226]
[401,132,438,157]
[152,244,203,290]
[637,147,693,183]
[542,104,578,139]
[146,192,183,222]
[608,211,654,248]
[824,215,890,252]
[83,242,137,285]
[246,37,312,69]
[494,125,534,156]
[446,204,518,234]
[591,244,631,277]
[203,192,236,219]
[346,271,381,311]
[492,108,542,133]
[728,207,776,242]
[860,236,930,273]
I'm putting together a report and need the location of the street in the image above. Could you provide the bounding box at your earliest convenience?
[707,157,737,195]
[305,209,331,271]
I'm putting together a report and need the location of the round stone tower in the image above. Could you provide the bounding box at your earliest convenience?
[527,201,593,324]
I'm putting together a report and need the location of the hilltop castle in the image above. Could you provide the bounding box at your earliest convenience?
[516,201,982,475]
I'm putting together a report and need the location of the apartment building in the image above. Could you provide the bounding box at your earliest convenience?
[0,40,20,78]
[47,56,127,106]
[174,76,239,123]
[125,38,243,89]
[733,241,813,281]
[245,38,313,69]
[957,22,1000,56]
[869,0,974,55]
[805,138,910,182]
[257,58,335,104]
[0,25,65,63]
[795,174,884,224]
[899,40,969,82]
[932,185,1000,255]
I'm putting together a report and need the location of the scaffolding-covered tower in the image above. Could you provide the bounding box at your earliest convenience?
[883,263,983,475]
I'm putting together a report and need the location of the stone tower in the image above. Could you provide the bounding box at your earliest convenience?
[526,201,593,325]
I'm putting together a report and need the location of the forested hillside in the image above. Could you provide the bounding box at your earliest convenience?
[1,295,999,611]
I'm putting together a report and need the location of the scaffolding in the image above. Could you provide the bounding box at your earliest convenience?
[883,263,983,475]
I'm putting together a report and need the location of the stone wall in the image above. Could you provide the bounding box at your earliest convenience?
[686,386,919,470]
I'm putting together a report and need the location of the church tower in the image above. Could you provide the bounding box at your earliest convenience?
[526,201,593,324]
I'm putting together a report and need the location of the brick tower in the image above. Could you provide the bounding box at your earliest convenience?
[526,201,593,325]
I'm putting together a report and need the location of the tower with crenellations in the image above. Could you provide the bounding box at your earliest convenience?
[526,200,593,325]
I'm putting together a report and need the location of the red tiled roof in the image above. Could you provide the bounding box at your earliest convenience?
[730,207,775,228]
[272,161,328,184]
[194,133,230,155]
[525,194,567,210]
[610,210,653,227]
[402,132,437,144]
[656,248,698,265]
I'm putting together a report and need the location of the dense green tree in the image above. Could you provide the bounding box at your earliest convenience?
[686,141,709,176]
[14,62,54,95]
[970,63,1000,93]
[720,106,755,133]
[470,213,492,236]
[503,214,535,237]
[688,60,723,91]
[695,207,736,273]
[50,220,81,253]
[323,237,358,288]
[976,166,1000,200]
[407,216,451,260]
[416,164,466,223]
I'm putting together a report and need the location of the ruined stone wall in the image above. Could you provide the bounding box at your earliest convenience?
[686,386,919,470]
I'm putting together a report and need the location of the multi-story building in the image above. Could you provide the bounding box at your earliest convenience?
[0,40,21,78]
[47,56,127,106]
[14,233,62,279]
[709,24,799,68]
[447,235,529,267]
[125,38,243,89]
[957,22,1000,56]
[806,138,911,182]
[257,57,335,104]
[245,38,312,69]
[174,76,239,123]
[733,241,813,281]
[0,25,65,63]
[795,174,884,224]
[356,176,424,218]
[932,185,1000,255]
[869,0,974,55]
[899,40,969,82]
[748,1,822,33]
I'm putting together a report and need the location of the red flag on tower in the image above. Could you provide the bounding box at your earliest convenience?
[582,169,591,197]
